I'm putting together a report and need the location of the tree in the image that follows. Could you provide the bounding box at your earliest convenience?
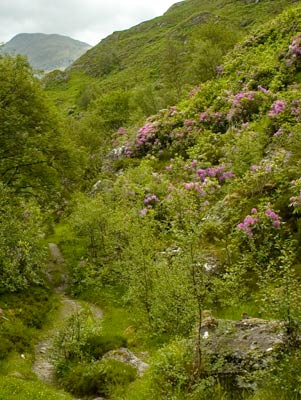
[161,38,187,102]
[0,55,68,203]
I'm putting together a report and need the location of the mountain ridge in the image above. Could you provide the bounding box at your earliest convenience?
[1,32,91,72]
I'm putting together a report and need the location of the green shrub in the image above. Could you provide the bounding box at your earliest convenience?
[0,337,14,359]
[0,287,54,329]
[82,333,127,359]
[0,318,33,354]
[59,359,136,397]
[0,287,56,359]
[148,339,192,399]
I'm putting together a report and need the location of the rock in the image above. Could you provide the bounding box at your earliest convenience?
[199,317,288,389]
[201,311,218,333]
[90,180,102,195]
[108,146,126,161]
[103,347,149,376]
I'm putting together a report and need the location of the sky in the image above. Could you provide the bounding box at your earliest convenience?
[0,0,178,46]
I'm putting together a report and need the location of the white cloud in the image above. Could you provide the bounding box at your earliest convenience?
[0,0,178,45]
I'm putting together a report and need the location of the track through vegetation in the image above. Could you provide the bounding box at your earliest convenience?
[33,244,103,392]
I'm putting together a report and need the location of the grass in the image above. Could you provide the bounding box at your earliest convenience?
[215,300,261,321]
[45,71,96,113]
[0,376,72,400]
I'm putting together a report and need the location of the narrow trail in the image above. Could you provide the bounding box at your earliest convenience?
[33,243,103,393]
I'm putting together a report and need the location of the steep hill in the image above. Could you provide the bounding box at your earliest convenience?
[53,2,301,398]
[1,33,91,72]
[45,0,293,113]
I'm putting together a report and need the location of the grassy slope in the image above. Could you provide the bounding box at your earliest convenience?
[44,0,292,113]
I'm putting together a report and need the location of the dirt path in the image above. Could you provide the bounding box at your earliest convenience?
[33,243,103,390]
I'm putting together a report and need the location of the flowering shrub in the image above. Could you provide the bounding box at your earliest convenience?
[227,90,265,123]
[269,100,287,117]
[199,110,228,133]
[287,34,301,69]
[183,182,205,195]
[237,207,281,237]
[237,211,259,236]
[136,122,158,147]
[289,34,301,57]
[144,194,160,205]
[196,165,235,183]
[289,178,301,210]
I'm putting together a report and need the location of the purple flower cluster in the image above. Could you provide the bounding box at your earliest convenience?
[269,100,286,117]
[140,194,160,215]
[124,145,133,158]
[196,166,235,182]
[237,210,259,236]
[200,111,225,123]
[198,110,228,132]
[237,207,281,236]
[200,112,208,122]
[265,209,280,227]
[257,85,270,95]
[289,34,301,57]
[289,178,301,209]
[136,123,158,146]
[184,119,196,131]
[184,182,205,195]
[290,195,301,208]
[117,127,127,135]
[144,194,160,205]
[227,91,258,121]
[216,65,223,75]
[233,91,255,105]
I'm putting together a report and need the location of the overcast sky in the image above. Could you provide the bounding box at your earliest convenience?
[0,0,178,46]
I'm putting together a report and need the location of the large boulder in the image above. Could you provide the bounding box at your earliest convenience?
[201,317,289,389]
[103,347,148,377]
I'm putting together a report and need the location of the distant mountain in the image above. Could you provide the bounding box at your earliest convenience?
[0,33,91,72]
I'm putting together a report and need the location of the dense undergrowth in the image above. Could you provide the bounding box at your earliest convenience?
[3,0,301,399]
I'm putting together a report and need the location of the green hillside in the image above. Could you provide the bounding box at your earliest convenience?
[44,0,292,113]
[52,2,301,398]
[3,0,301,399]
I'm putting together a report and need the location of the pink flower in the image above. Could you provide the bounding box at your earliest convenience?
[251,208,257,214]
[184,182,194,190]
[273,220,280,228]
[266,209,279,220]
[269,100,286,117]
[117,127,127,135]
[200,112,208,121]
